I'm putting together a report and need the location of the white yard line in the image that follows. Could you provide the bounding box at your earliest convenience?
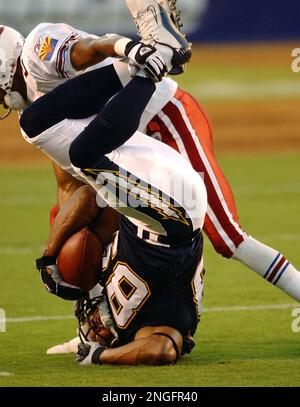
[6,315,74,323]
[3,303,298,324]
[0,247,35,254]
[0,246,43,254]
[2,230,300,257]
[257,233,300,242]
[202,303,298,313]
[234,183,300,197]
[0,372,13,377]
[194,80,300,100]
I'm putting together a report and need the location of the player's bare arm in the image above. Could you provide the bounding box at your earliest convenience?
[34,180,103,300]
[71,34,167,81]
[70,34,129,71]
[39,177,119,300]
[88,206,120,248]
[45,179,119,257]
[44,185,100,257]
[52,162,84,208]
[77,325,183,366]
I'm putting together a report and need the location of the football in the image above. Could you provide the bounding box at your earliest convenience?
[57,228,103,293]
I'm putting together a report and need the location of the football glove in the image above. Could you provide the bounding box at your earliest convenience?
[76,342,106,365]
[124,40,167,82]
[36,255,85,301]
[181,336,195,355]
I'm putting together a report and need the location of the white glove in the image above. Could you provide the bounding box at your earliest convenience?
[47,336,81,355]
[125,41,167,82]
[76,342,106,365]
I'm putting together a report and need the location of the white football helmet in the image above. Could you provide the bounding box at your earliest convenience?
[0,26,25,119]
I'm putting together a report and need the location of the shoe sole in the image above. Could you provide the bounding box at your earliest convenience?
[158,3,192,74]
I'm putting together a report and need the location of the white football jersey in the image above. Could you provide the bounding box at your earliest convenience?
[20,22,177,128]
[21,23,116,102]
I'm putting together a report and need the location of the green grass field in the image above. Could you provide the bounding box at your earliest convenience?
[1,154,300,387]
[177,43,300,102]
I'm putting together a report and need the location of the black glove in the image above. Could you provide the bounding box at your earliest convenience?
[181,336,195,355]
[76,342,107,365]
[36,255,85,301]
[125,40,167,82]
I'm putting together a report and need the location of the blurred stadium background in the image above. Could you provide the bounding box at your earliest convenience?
[1,0,300,387]
[0,0,299,41]
[1,0,300,162]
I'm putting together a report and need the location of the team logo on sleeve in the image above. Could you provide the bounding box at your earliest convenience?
[39,37,58,61]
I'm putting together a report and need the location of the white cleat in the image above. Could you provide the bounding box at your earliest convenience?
[46,336,81,355]
[129,0,191,74]
[158,0,184,31]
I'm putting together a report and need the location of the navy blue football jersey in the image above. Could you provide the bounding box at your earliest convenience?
[100,216,205,345]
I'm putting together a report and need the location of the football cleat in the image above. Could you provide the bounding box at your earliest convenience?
[46,336,81,354]
[158,0,183,30]
[157,0,189,74]
[129,0,192,74]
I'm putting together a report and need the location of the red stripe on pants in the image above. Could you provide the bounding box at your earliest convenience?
[147,88,246,258]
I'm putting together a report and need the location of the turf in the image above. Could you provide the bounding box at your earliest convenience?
[176,44,300,101]
[0,155,300,387]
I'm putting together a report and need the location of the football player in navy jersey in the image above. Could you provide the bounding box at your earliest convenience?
[20,38,207,364]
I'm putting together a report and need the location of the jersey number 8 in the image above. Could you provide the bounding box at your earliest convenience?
[105,261,151,329]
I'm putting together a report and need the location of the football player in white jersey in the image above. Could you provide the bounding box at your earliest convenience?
[0,0,190,115]
[0,21,175,112]
[1,1,300,304]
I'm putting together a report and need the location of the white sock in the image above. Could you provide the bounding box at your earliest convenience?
[233,235,300,302]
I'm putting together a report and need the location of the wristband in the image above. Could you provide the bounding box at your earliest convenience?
[114,37,132,57]
[91,345,107,364]
[36,255,57,269]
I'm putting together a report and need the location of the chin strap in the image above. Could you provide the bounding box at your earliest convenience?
[0,106,12,120]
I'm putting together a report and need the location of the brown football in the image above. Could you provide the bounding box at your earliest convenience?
[57,228,103,293]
